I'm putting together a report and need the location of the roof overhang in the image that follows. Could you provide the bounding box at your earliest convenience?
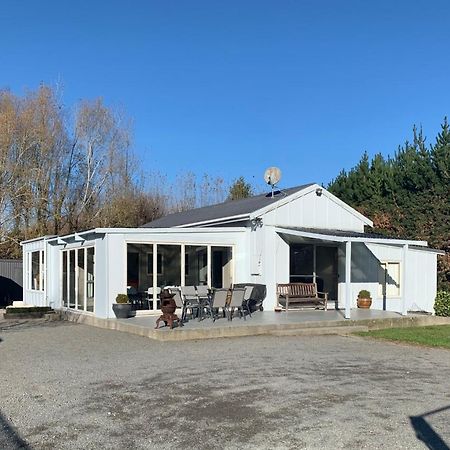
[40,226,246,244]
[275,226,429,247]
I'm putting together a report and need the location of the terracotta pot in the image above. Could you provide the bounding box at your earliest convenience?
[357,297,372,309]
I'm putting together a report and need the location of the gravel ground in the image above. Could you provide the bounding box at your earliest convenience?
[1,320,449,449]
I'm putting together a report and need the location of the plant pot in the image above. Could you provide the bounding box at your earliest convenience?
[112,303,133,318]
[357,297,372,309]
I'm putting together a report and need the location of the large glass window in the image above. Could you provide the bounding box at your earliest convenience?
[86,247,95,312]
[69,250,76,308]
[77,248,85,310]
[185,246,208,286]
[290,244,314,283]
[211,246,233,289]
[62,252,68,307]
[61,247,95,312]
[29,250,45,291]
[126,243,233,309]
[157,245,181,287]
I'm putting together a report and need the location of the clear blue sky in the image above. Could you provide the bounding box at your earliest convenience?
[1,0,449,188]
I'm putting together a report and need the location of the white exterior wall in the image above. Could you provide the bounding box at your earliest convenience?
[262,188,367,231]
[337,242,437,313]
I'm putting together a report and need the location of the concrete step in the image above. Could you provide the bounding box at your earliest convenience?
[269,325,369,337]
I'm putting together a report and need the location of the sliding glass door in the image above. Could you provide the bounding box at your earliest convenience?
[61,247,95,312]
[126,243,234,310]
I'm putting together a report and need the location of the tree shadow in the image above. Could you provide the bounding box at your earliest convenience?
[410,405,450,450]
[0,410,31,449]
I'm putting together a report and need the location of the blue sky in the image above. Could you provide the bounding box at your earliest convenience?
[1,0,450,189]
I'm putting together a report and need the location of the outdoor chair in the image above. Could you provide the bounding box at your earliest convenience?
[180,286,200,322]
[226,288,246,321]
[211,288,229,322]
[127,286,141,309]
[196,285,214,320]
[147,286,161,310]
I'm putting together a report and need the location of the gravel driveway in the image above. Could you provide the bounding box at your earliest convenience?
[1,320,449,449]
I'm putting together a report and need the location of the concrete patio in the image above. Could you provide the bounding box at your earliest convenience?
[61,308,450,341]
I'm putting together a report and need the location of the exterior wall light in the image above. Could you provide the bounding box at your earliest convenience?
[316,187,323,197]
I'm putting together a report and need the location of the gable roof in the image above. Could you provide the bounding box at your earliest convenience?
[142,184,314,228]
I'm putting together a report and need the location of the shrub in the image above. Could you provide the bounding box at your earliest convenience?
[434,290,450,316]
[358,289,371,298]
[115,294,129,304]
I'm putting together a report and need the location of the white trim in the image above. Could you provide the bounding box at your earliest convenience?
[345,241,352,319]
[174,214,250,228]
[275,226,428,247]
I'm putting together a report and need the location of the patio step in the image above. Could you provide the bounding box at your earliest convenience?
[269,324,369,337]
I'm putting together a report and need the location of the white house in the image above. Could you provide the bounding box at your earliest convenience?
[21,183,442,319]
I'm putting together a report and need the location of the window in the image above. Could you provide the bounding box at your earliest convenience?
[378,262,401,297]
[61,247,95,312]
[147,252,163,275]
[29,250,45,291]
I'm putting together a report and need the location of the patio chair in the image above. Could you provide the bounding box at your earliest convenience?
[147,286,161,310]
[196,285,213,320]
[226,288,246,321]
[211,288,229,322]
[127,286,141,309]
[180,286,200,322]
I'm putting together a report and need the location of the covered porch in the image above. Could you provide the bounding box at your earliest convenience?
[275,227,431,319]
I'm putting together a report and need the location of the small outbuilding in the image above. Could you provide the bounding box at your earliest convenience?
[21,183,442,319]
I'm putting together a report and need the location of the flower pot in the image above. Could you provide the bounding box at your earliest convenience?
[357,297,372,309]
[112,303,133,318]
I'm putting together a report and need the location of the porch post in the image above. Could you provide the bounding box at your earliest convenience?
[401,244,408,316]
[345,241,352,319]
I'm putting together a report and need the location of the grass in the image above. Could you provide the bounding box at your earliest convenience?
[356,325,450,349]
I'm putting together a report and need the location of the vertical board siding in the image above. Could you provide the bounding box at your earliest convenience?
[0,259,23,306]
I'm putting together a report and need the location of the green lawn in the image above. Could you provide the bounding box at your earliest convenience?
[356,325,450,349]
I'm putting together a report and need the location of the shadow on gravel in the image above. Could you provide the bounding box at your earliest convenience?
[410,405,450,450]
[0,320,71,333]
[0,410,31,449]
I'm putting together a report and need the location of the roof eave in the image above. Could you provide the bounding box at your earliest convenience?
[275,227,428,246]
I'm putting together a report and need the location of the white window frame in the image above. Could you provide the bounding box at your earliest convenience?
[27,250,45,292]
[60,245,95,313]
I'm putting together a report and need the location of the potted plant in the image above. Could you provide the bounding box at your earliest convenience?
[112,294,134,318]
[357,289,372,309]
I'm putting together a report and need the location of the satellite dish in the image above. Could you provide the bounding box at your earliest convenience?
[264,167,281,185]
[264,167,282,197]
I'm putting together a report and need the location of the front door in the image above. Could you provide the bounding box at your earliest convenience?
[316,246,338,301]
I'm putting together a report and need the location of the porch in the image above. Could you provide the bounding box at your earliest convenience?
[60,307,450,341]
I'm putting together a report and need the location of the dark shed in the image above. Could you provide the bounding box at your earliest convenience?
[0,259,23,307]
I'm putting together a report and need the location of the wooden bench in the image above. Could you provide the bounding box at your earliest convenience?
[277,283,328,311]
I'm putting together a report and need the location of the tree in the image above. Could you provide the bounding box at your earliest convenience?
[228,176,253,200]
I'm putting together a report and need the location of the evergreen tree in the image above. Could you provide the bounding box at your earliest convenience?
[228,176,253,200]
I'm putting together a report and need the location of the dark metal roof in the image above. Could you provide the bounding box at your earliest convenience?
[280,227,443,251]
[142,184,314,228]
[289,227,400,240]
